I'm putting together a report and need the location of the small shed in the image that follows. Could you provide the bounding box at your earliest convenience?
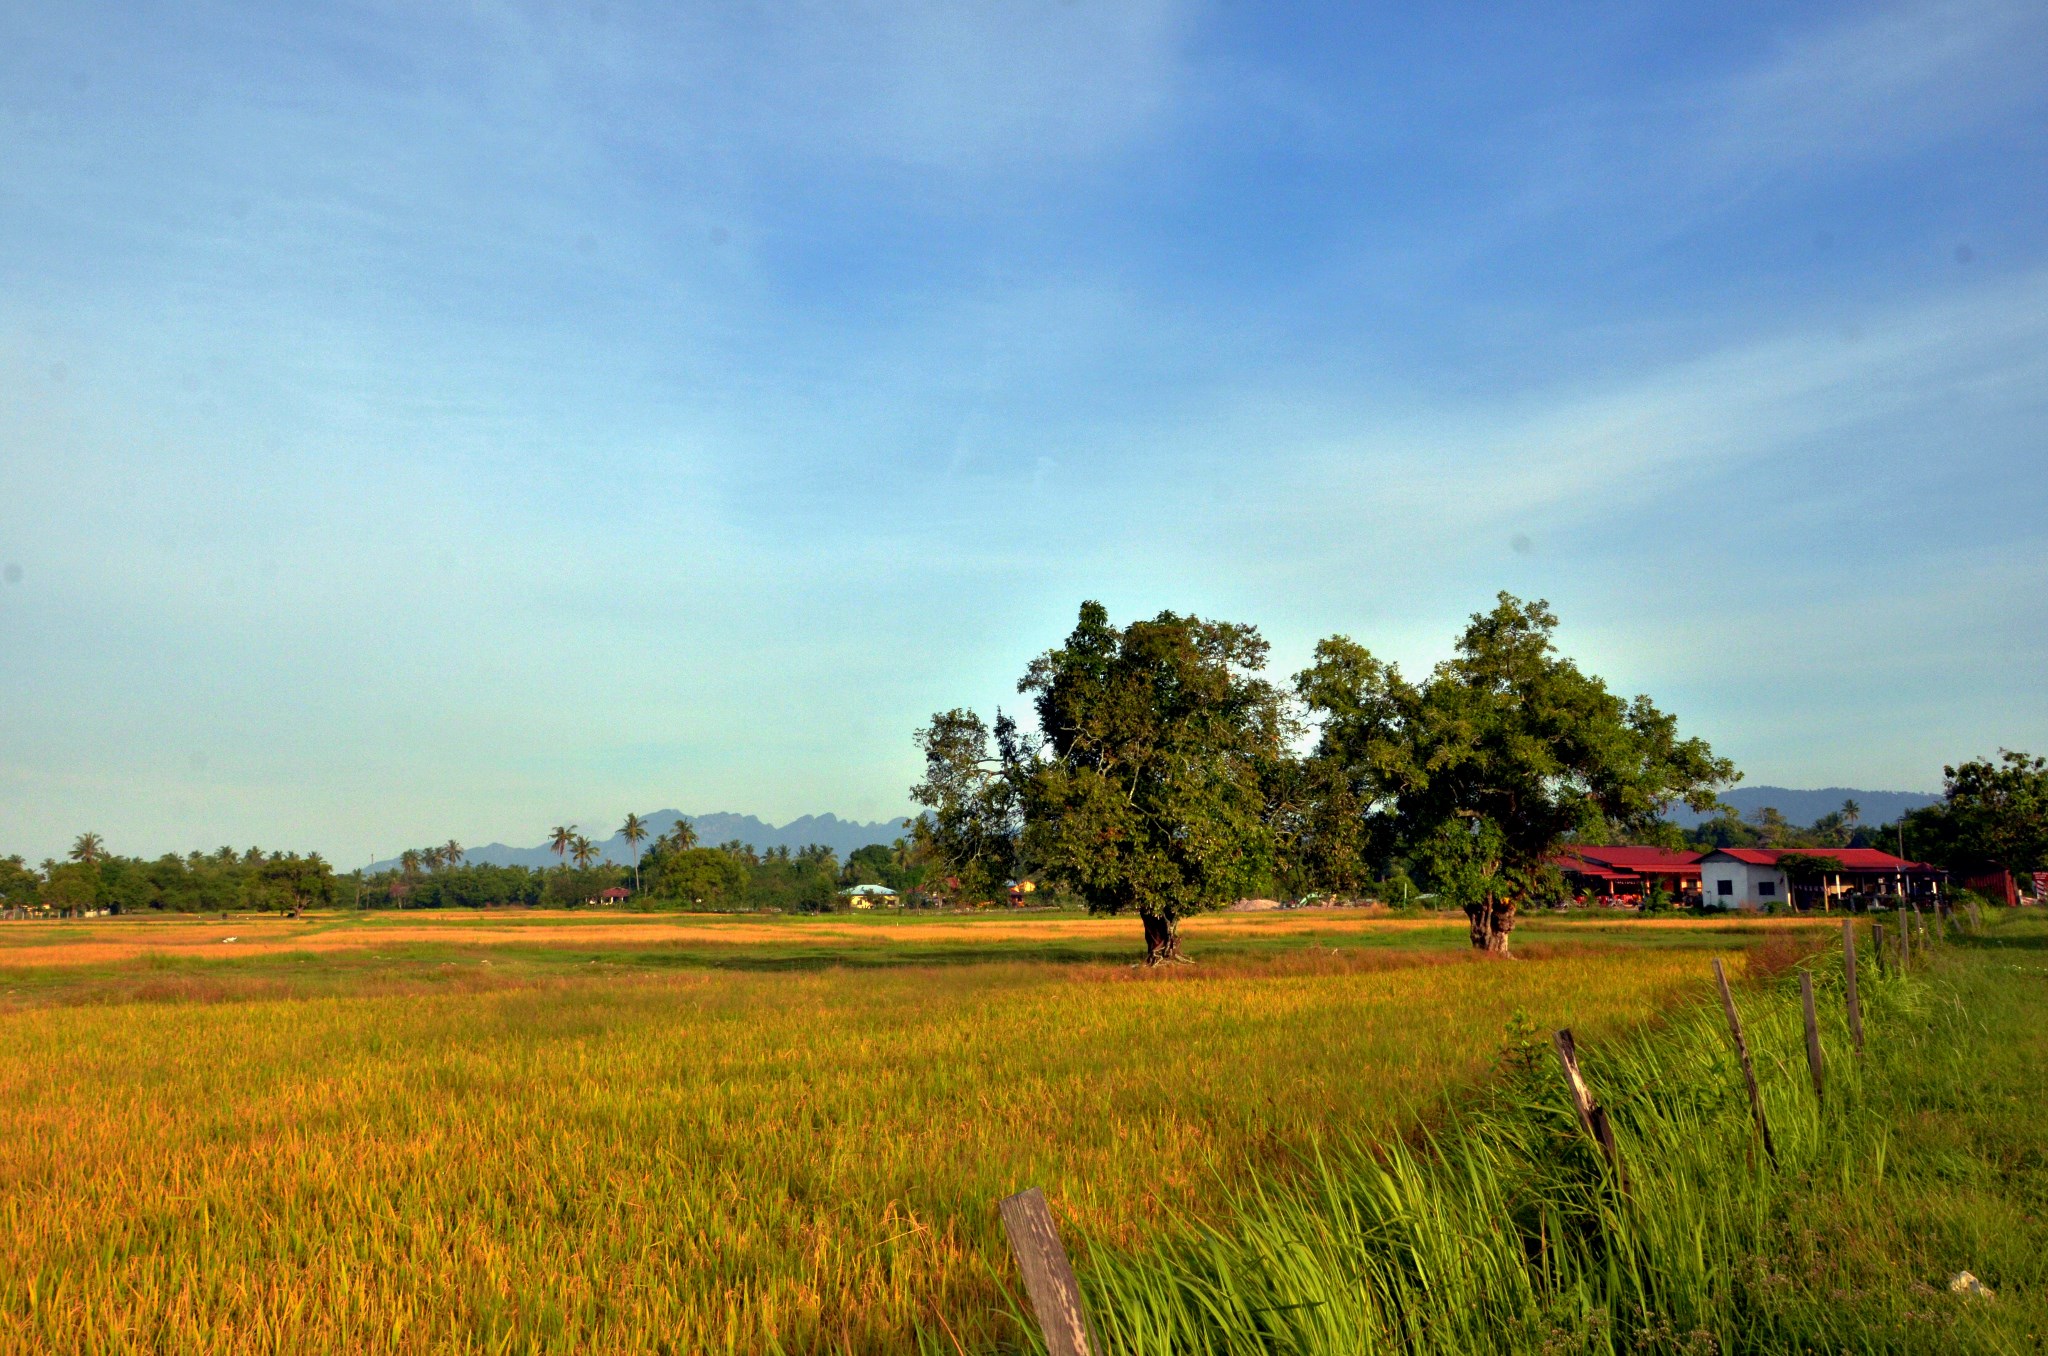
[597,886,632,905]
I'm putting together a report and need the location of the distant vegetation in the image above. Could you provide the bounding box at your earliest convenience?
[0,825,935,917]
[5,599,2040,941]
[1680,749,2048,876]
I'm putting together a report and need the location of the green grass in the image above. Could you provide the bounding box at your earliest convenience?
[1062,913,2048,1354]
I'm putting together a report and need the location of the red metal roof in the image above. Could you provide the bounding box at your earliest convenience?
[1552,855,1632,880]
[1567,846,1703,873]
[1708,848,1935,871]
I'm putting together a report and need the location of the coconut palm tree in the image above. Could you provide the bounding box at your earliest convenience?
[69,832,106,866]
[570,834,599,870]
[399,848,423,878]
[549,825,575,869]
[665,818,698,852]
[620,813,647,896]
[443,840,465,869]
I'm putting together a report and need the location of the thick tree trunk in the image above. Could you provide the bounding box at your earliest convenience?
[1465,894,1515,956]
[1141,911,1188,965]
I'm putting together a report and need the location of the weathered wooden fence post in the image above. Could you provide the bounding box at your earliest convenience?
[1713,958,1776,1164]
[1553,1028,1626,1188]
[1842,921,1864,1054]
[999,1187,1095,1356]
[1799,970,1825,1101]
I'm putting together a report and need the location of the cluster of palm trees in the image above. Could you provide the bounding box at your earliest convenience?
[398,840,466,877]
[548,815,699,894]
[548,825,602,872]
[390,815,701,897]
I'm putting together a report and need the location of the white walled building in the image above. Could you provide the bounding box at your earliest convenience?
[1699,847,1941,911]
[1699,851,1788,910]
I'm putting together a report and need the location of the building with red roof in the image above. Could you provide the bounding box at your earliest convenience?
[1700,847,1941,911]
[1553,846,1703,904]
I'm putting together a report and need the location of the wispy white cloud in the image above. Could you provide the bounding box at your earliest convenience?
[1482,0,2048,247]
[1689,0,2048,178]
[1068,267,2048,571]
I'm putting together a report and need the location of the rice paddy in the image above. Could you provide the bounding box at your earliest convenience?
[0,909,1829,1352]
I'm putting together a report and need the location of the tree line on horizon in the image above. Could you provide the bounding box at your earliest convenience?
[0,814,936,918]
[910,594,2048,961]
[6,597,2041,936]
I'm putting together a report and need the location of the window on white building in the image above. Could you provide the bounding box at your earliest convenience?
[1717,879,1733,896]
[1758,881,1776,897]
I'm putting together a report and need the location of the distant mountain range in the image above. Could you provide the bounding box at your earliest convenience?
[1663,786,1939,829]
[372,810,913,873]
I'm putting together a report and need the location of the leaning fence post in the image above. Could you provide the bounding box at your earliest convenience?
[1799,970,1825,1101]
[1713,958,1777,1164]
[1553,1028,1626,1189]
[1842,921,1864,1054]
[999,1188,1095,1356]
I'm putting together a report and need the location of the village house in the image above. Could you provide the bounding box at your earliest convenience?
[838,883,896,910]
[1698,847,1942,911]
[1553,846,1704,905]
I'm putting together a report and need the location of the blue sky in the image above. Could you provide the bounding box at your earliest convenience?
[2,0,2044,863]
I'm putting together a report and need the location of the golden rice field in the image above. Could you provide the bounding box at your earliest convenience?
[0,910,1813,1353]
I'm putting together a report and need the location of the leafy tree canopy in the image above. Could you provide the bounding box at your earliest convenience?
[1017,603,1292,962]
[1899,750,2048,874]
[911,708,1025,904]
[1298,593,1734,953]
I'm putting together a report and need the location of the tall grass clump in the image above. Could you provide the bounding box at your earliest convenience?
[1070,930,2027,1354]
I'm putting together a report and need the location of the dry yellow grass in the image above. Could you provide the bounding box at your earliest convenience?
[0,916,1784,1353]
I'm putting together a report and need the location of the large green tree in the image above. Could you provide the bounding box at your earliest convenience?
[0,855,39,911]
[1900,750,2048,877]
[1297,594,1733,954]
[1021,603,1291,961]
[918,602,1291,963]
